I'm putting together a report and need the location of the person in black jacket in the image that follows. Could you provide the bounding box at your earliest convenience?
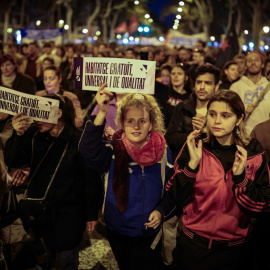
[4,94,101,269]
[155,63,191,128]
[165,64,220,155]
[0,54,36,95]
[219,60,240,90]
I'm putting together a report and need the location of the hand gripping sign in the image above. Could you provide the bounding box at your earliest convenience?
[74,57,156,94]
[0,87,59,124]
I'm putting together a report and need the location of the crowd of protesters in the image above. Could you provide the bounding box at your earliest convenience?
[0,37,270,270]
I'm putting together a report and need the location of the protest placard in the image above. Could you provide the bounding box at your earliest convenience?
[0,87,59,124]
[74,57,156,94]
[165,30,207,48]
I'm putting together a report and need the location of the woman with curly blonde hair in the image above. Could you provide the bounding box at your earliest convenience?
[115,93,165,135]
[79,83,174,270]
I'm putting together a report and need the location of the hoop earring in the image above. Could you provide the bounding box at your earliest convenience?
[146,132,151,142]
[236,126,241,139]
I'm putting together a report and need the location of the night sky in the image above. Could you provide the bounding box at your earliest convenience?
[147,0,174,29]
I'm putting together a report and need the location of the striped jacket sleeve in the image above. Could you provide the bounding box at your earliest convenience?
[233,151,270,216]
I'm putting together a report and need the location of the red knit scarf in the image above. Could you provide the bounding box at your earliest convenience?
[112,130,166,212]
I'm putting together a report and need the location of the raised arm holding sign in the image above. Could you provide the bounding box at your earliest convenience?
[74,57,156,94]
[0,86,59,124]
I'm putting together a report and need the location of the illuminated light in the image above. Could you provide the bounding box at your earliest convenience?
[249,42,254,48]
[214,41,218,48]
[145,14,150,19]
[265,45,269,50]
[179,1,185,6]
[7,28,13,33]
[36,20,41,26]
[15,30,21,44]
[242,45,248,52]
[96,31,101,36]
[123,38,129,44]
[135,37,140,42]
[263,26,270,33]
[177,7,183,12]
[138,27,143,32]
[116,34,121,39]
[174,22,179,26]
[148,18,153,23]
[173,25,178,30]
[144,26,150,33]
[64,24,69,30]
[129,36,134,41]
[244,30,248,35]
[159,36,165,42]
[59,20,64,25]
[175,19,179,23]
[82,29,88,34]
[93,36,98,41]
[210,36,215,41]
[134,0,139,4]
[176,15,181,19]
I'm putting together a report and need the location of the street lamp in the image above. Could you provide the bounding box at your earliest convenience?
[176,15,181,19]
[144,26,150,33]
[123,38,129,44]
[36,20,41,26]
[177,7,183,12]
[64,24,69,30]
[134,0,139,4]
[244,30,249,35]
[159,36,165,42]
[138,27,143,32]
[145,14,150,19]
[249,42,254,49]
[82,29,88,34]
[263,26,270,34]
[179,1,185,6]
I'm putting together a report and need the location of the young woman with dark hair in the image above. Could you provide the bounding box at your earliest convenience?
[35,65,84,128]
[0,53,36,95]
[4,94,101,269]
[152,90,270,270]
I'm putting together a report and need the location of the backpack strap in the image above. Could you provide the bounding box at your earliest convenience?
[160,146,167,198]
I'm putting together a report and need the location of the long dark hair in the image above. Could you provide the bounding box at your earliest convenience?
[0,54,18,73]
[220,60,238,82]
[44,93,75,127]
[204,90,250,146]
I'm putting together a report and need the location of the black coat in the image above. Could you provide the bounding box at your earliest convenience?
[4,124,101,251]
[165,93,197,155]
[0,73,36,95]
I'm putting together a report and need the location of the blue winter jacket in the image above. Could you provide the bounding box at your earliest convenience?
[79,117,174,237]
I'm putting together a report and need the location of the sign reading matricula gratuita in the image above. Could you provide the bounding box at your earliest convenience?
[74,57,156,94]
[0,86,60,124]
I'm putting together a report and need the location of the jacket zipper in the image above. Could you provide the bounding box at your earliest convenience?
[202,147,261,248]
[202,149,229,248]
[142,169,146,230]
